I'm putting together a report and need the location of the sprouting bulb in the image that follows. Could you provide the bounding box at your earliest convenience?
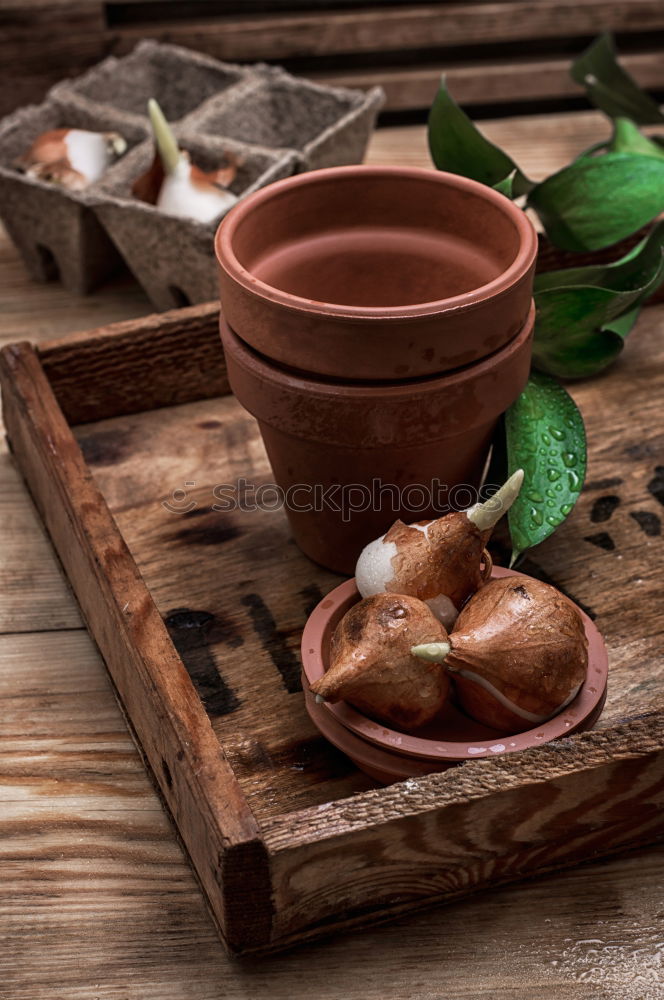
[355,470,524,628]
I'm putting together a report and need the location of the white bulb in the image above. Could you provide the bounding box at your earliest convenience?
[65,130,110,184]
[157,158,237,223]
[355,535,398,598]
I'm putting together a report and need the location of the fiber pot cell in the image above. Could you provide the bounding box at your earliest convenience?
[0,97,146,294]
[220,306,534,574]
[95,131,300,310]
[216,166,538,379]
[185,68,384,171]
[50,40,247,133]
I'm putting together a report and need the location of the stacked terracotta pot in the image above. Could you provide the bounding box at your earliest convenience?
[216,165,538,574]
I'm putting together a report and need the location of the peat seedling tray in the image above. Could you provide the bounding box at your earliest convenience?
[1,302,663,955]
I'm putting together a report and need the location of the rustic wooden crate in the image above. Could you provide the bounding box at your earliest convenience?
[1,302,663,955]
[2,1,664,115]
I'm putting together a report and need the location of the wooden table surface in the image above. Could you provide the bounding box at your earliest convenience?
[1,110,663,1000]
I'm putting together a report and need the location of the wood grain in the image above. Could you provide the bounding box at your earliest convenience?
[3,287,664,949]
[0,0,105,117]
[310,49,664,111]
[0,452,82,632]
[4,0,664,115]
[107,1,664,61]
[2,112,664,984]
[39,301,225,424]
[2,625,663,996]
[0,343,273,953]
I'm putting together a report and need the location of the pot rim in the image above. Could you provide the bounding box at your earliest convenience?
[220,300,535,402]
[301,568,609,762]
[215,165,538,322]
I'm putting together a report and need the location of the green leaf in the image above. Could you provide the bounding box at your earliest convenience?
[527,152,664,250]
[602,302,641,338]
[505,373,586,564]
[570,33,664,125]
[427,76,534,197]
[532,222,664,377]
[610,118,664,160]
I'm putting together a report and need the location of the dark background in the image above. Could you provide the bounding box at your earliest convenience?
[2,0,664,121]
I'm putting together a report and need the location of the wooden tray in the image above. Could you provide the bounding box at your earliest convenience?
[1,301,663,956]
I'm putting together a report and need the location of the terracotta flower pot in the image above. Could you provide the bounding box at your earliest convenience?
[215,165,537,380]
[220,305,534,573]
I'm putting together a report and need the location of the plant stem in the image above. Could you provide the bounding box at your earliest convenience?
[148,98,181,174]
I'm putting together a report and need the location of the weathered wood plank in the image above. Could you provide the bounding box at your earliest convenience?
[313,49,664,111]
[43,294,659,945]
[0,237,151,350]
[2,628,664,996]
[71,289,664,822]
[0,453,82,633]
[0,342,273,953]
[0,1,105,116]
[39,301,226,424]
[108,1,664,61]
[2,109,664,962]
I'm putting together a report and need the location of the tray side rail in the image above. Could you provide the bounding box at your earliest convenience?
[0,341,273,954]
[260,713,664,947]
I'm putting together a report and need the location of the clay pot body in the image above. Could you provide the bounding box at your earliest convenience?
[216,165,537,380]
[220,307,534,573]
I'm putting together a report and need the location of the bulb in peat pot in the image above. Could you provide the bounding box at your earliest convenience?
[310,593,451,731]
[17,128,127,190]
[355,470,524,629]
[132,99,238,223]
[412,575,589,733]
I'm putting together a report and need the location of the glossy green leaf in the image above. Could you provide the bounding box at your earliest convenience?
[610,118,664,159]
[427,77,534,197]
[505,373,586,564]
[527,152,664,250]
[570,33,664,125]
[532,222,664,377]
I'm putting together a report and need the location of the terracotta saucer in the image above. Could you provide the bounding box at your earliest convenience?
[301,568,608,779]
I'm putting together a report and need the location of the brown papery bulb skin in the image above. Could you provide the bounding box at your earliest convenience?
[386,512,485,608]
[311,593,451,731]
[446,575,588,734]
